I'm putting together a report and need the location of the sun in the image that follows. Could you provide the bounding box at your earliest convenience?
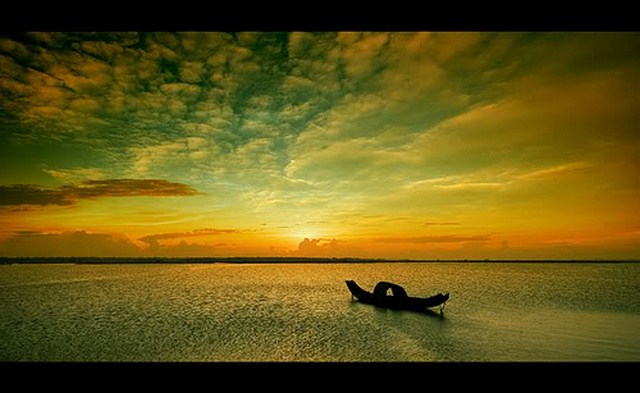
[280,226,325,243]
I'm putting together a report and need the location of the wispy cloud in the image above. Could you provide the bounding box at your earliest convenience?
[0,184,72,207]
[139,228,240,246]
[424,221,461,226]
[43,167,107,183]
[404,161,594,193]
[375,235,491,244]
[432,182,503,191]
[0,179,200,207]
[516,162,593,181]
[70,179,200,198]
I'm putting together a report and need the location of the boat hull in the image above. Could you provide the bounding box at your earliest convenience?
[346,280,449,312]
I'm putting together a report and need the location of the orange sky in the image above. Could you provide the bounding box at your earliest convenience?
[0,32,639,259]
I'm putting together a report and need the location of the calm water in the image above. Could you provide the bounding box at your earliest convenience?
[0,262,638,361]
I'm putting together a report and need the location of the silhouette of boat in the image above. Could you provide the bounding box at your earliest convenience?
[345,280,449,313]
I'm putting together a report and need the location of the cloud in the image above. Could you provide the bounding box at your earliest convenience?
[295,237,344,257]
[281,75,315,92]
[424,222,461,226]
[375,235,491,244]
[516,162,593,181]
[139,228,240,246]
[138,227,240,257]
[0,230,140,257]
[129,142,186,177]
[0,227,239,258]
[179,61,203,83]
[0,179,200,207]
[144,241,220,257]
[338,32,389,79]
[402,160,594,194]
[286,136,410,187]
[128,137,216,177]
[0,184,72,207]
[44,167,107,183]
[432,182,504,191]
[78,40,125,61]
[69,179,200,198]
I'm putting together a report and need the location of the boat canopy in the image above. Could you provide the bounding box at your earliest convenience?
[373,281,408,298]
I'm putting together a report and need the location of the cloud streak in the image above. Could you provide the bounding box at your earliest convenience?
[0,179,200,207]
[424,221,461,226]
[375,235,491,244]
[139,228,240,245]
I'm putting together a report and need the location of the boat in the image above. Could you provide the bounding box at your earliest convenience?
[345,280,449,314]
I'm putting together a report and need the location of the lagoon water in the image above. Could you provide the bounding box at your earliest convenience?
[0,262,638,361]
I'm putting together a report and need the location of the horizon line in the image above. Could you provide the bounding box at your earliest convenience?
[1,256,638,264]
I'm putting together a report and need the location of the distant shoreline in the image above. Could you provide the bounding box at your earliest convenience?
[0,257,638,265]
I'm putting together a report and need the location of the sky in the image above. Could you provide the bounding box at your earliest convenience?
[0,32,638,259]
